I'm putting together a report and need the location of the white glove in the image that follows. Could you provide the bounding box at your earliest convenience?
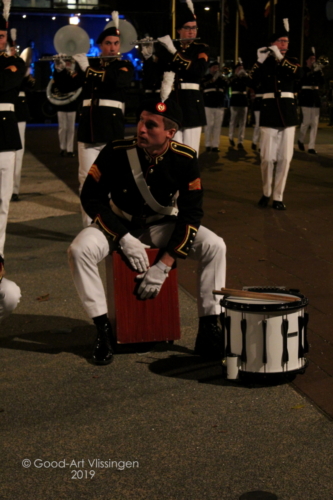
[313,62,323,72]
[54,54,66,72]
[157,35,177,55]
[141,37,154,60]
[72,53,89,71]
[136,261,172,300]
[212,70,222,82]
[269,45,284,61]
[119,233,150,273]
[257,47,269,64]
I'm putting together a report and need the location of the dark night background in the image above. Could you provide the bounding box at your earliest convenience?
[8,0,333,82]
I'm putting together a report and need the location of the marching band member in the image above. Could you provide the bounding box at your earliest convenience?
[53,59,81,158]
[0,256,21,323]
[297,49,325,155]
[249,19,302,210]
[53,11,133,227]
[8,29,35,202]
[68,73,226,365]
[0,1,23,321]
[201,61,229,153]
[0,2,25,256]
[143,0,209,154]
[228,58,250,150]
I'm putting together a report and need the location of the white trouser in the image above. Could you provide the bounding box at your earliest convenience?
[0,151,15,255]
[259,126,295,201]
[204,107,224,148]
[13,121,26,195]
[78,141,106,227]
[229,106,248,144]
[252,110,261,145]
[0,277,21,323]
[57,111,76,153]
[299,107,320,150]
[174,127,202,155]
[68,223,226,319]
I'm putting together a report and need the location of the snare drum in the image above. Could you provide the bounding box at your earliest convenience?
[220,289,309,376]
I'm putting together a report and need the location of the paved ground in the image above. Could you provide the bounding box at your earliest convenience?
[1,122,333,500]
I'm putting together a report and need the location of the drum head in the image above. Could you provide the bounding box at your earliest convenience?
[221,291,308,312]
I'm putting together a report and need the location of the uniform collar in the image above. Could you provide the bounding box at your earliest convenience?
[143,141,170,164]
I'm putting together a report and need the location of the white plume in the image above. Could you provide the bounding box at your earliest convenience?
[111,10,119,29]
[186,0,195,15]
[160,71,175,103]
[311,46,315,55]
[283,18,289,33]
[10,28,16,42]
[3,0,11,22]
[238,57,243,64]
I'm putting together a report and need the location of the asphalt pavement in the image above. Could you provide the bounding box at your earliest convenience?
[1,122,333,500]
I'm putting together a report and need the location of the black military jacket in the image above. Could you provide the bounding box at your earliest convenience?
[153,41,209,128]
[201,73,228,108]
[297,67,324,108]
[0,52,25,151]
[229,75,250,107]
[15,74,35,122]
[81,137,203,259]
[249,54,302,128]
[54,58,133,143]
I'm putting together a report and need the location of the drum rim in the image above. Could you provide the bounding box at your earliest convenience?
[220,289,308,312]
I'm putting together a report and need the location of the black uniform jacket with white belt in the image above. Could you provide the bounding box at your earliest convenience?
[154,41,209,128]
[201,74,228,108]
[249,54,302,128]
[15,74,35,122]
[53,58,133,144]
[0,51,26,151]
[229,75,250,107]
[297,67,324,108]
[81,137,204,259]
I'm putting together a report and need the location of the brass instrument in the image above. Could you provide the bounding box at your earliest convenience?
[131,37,200,45]
[220,66,232,78]
[45,25,90,106]
[317,55,329,67]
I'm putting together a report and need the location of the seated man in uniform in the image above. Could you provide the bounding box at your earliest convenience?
[68,96,226,366]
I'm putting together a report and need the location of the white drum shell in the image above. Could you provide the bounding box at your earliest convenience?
[224,296,307,374]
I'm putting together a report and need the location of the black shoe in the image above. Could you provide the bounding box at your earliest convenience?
[92,321,115,365]
[205,147,211,152]
[237,143,244,150]
[298,140,305,152]
[11,193,20,202]
[67,152,76,157]
[194,316,223,360]
[272,200,286,210]
[258,195,270,207]
[229,139,235,147]
[251,143,257,151]
[211,147,220,153]
[308,149,317,155]
[60,150,67,157]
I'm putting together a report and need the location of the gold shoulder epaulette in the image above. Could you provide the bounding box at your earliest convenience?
[113,137,137,149]
[283,58,300,72]
[170,141,196,159]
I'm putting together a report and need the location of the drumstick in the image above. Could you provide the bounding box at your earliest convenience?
[213,288,299,302]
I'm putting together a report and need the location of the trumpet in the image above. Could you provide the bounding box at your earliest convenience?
[131,37,200,45]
